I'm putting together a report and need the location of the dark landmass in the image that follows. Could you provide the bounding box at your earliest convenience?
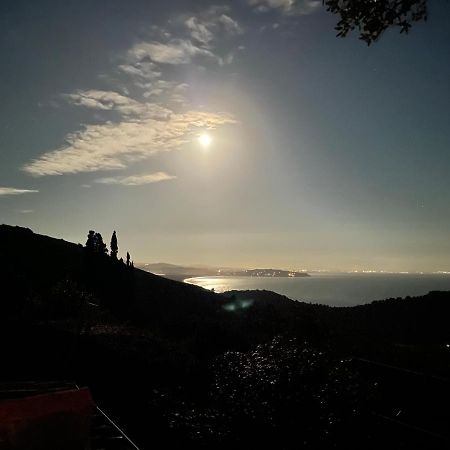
[136,262,218,281]
[137,262,309,281]
[1,224,449,449]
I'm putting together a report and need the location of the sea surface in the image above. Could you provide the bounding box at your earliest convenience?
[184,273,450,307]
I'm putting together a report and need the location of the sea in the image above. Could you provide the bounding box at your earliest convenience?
[184,273,450,307]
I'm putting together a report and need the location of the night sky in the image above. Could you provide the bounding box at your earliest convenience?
[1,0,449,271]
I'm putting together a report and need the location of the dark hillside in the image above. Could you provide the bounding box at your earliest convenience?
[1,224,449,448]
[227,289,450,374]
[0,224,223,322]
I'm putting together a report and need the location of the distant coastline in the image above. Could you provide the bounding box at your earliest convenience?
[137,262,310,282]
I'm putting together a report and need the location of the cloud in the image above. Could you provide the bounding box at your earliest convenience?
[23,110,236,176]
[247,0,321,15]
[95,172,176,186]
[185,17,215,46]
[122,6,242,73]
[127,39,218,65]
[63,89,171,119]
[118,62,162,80]
[184,9,243,46]
[218,14,243,35]
[17,209,34,214]
[64,90,147,116]
[139,80,186,100]
[116,6,243,102]
[0,187,38,196]
[25,6,240,179]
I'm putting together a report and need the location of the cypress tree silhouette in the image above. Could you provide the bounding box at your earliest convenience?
[126,251,130,267]
[110,231,118,259]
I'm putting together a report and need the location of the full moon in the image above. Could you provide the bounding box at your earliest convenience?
[198,133,212,148]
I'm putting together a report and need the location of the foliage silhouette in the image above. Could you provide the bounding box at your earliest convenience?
[110,230,118,259]
[94,232,107,255]
[85,230,108,255]
[85,230,95,252]
[324,0,428,44]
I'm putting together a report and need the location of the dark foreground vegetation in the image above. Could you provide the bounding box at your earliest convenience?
[1,224,449,449]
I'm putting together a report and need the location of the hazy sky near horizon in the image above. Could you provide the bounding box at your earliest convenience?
[1,0,450,271]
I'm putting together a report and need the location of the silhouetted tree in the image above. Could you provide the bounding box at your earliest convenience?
[110,231,118,259]
[86,230,108,254]
[324,0,427,45]
[131,261,134,269]
[94,232,108,255]
[126,251,130,267]
[86,230,96,252]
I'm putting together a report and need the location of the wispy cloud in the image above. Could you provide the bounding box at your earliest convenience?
[219,14,243,35]
[23,5,241,179]
[63,90,147,116]
[23,110,236,176]
[139,80,188,101]
[0,187,38,196]
[118,61,161,80]
[184,6,243,47]
[185,17,215,46]
[248,0,321,15]
[63,89,172,119]
[17,209,35,214]
[123,5,242,81]
[127,39,218,65]
[94,172,176,186]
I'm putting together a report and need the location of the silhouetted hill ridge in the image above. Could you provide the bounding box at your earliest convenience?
[2,224,450,448]
[2,224,449,348]
[0,224,222,325]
